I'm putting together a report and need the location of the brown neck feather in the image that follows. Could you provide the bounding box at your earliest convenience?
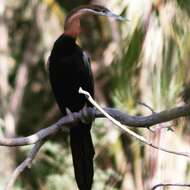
[64,15,81,38]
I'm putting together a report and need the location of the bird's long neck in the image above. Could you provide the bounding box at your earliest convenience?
[64,16,81,38]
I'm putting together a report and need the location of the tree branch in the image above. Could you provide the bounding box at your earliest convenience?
[102,105,190,127]
[4,140,45,190]
[1,95,190,190]
[79,88,190,158]
[151,183,190,190]
[0,104,189,146]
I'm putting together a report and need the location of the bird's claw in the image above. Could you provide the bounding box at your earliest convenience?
[66,107,75,122]
[81,104,93,124]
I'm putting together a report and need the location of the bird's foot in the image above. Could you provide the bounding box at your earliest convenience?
[66,107,72,115]
[65,107,78,129]
[81,104,93,124]
[66,107,74,122]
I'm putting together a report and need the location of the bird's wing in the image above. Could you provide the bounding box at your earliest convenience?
[82,51,94,98]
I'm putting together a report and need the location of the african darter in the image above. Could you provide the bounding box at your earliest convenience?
[48,5,126,190]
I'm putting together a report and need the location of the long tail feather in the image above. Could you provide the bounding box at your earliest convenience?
[70,123,95,190]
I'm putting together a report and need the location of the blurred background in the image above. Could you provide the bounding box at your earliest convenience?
[0,0,190,189]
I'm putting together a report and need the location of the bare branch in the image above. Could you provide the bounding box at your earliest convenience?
[79,87,190,158]
[79,87,149,145]
[151,183,190,190]
[4,140,45,190]
[102,105,190,127]
[0,90,190,190]
[0,103,189,147]
[0,113,79,146]
[0,110,84,146]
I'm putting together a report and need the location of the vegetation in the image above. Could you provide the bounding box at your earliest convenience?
[0,0,190,189]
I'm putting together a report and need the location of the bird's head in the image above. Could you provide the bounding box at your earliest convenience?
[64,5,127,38]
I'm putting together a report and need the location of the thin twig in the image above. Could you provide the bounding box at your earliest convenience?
[137,102,155,132]
[1,91,190,190]
[151,183,190,190]
[79,87,190,158]
[79,87,148,143]
[138,102,155,113]
[5,140,45,190]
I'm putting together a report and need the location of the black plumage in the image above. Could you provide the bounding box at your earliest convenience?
[48,34,94,190]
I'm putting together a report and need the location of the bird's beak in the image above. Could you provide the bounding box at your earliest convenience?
[105,11,128,21]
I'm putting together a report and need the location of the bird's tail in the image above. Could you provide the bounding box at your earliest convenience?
[70,123,95,190]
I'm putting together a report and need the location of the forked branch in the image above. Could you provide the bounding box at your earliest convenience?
[5,140,45,190]
[78,87,190,158]
[0,100,189,147]
[1,88,190,190]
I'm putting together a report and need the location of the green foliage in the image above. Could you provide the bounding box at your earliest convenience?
[107,24,145,111]
[176,0,190,16]
[1,0,190,189]
[17,141,75,189]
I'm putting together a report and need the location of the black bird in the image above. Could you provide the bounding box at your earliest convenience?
[48,5,126,190]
